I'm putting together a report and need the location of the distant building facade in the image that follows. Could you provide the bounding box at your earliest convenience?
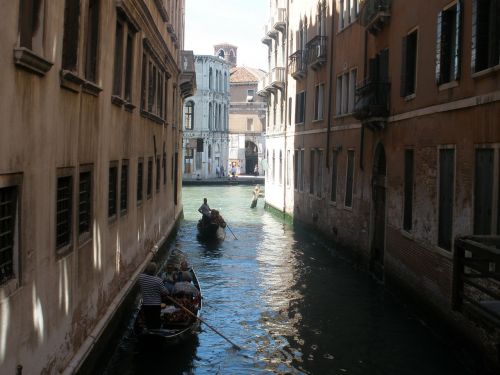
[182,55,230,179]
[0,1,194,373]
[260,0,500,368]
[229,66,267,175]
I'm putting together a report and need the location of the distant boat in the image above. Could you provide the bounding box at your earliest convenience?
[134,255,202,347]
[197,209,227,239]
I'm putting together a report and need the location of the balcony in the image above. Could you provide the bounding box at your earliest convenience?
[270,67,285,90]
[359,0,392,35]
[266,17,279,39]
[261,25,272,46]
[353,79,390,130]
[257,74,269,96]
[273,8,287,33]
[179,51,196,99]
[289,50,307,80]
[306,36,327,70]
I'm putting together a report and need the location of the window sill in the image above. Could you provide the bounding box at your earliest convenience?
[471,64,500,79]
[140,109,166,125]
[108,215,117,225]
[438,81,459,91]
[0,277,20,299]
[13,47,53,76]
[334,112,354,119]
[401,229,413,240]
[120,209,128,217]
[312,118,324,123]
[82,80,103,96]
[78,232,92,247]
[404,93,416,102]
[112,95,126,107]
[56,244,73,259]
[337,18,358,35]
[343,205,353,212]
[124,102,136,112]
[60,70,85,92]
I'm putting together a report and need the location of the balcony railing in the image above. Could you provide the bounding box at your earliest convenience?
[454,236,500,330]
[353,79,390,129]
[289,50,307,80]
[270,67,285,89]
[359,0,392,35]
[273,8,287,32]
[257,74,269,96]
[261,25,272,45]
[306,36,327,70]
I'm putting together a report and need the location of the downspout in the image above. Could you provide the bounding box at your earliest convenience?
[360,29,369,171]
[283,0,290,215]
[325,1,335,169]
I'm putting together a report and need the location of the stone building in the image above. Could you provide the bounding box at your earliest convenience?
[182,55,230,179]
[260,0,500,367]
[229,66,267,176]
[0,0,195,373]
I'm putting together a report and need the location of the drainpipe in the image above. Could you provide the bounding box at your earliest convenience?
[360,29,369,171]
[283,0,290,215]
[325,1,336,169]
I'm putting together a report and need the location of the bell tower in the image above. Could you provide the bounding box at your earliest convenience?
[214,43,237,67]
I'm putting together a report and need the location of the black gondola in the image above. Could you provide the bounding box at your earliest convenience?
[197,209,226,238]
[134,252,202,347]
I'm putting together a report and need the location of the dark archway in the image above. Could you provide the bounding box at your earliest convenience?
[371,143,386,281]
[245,140,258,175]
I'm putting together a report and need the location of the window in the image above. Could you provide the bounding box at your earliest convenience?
[436,2,462,84]
[403,149,414,231]
[294,150,299,189]
[295,91,306,123]
[137,158,143,204]
[85,0,100,82]
[247,118,254,131]
[78,167,92,236]
[438,148,455,250]
[339,0,359,29]
[272,150,276,183]
[0,176,21,285]
[330,150,338,202]
[113,15,136,101]
[247,89,255,102]
[185,101,194,129]
[62,0,80,71]
[316,149,323,197]
[19,0,46,54]
[147,157,153,199]
[336,69,357,115]
[208,102,213,130]
[473,147,500,235]
[120,160,128,214]
[287,150,291,186]
[163,151,167,185]
[156,156,161,192]
[314,83,324,120]
[56,172,73,252]
[108,163,118,218]
[345,150,355,208]
[141,43,168,120]
[310,150,316,194]
[472,0,500,73]
[209,67,213,89]
[401,30,418,97]
[279,151,283,185]
[288,97,292,125]
[184,148,193,174]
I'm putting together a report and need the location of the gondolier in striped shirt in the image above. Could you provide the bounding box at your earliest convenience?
[138,262,170,329]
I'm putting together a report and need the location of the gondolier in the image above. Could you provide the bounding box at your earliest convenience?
[198,198,212,224]
[138,262,170,329]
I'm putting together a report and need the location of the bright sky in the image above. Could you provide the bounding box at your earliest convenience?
[184,0,269,71]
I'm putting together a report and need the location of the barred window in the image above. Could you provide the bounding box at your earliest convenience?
[78,169,91,235]
[0,186,18,284]
[120,161,128,214]
[156,156,161,192]
[108,164,118,218]
[56,175,73,251]
[137,158,143,204]
[147,157,153,199]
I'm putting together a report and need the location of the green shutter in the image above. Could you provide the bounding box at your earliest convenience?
[436,11,443,84]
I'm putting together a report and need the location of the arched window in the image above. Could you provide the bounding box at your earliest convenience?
[209,67,213,90]
[218,104,222,130]
[279,150,283,185]
[218,49,225,59]
[224,72,228,92]
[185,101,194,130]
[224,105,227,130]
[272,150,276,183]
[317,1,326,36]
[216,71,219,91]
[208,144,212,158]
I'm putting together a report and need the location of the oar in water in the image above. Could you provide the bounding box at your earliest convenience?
[165,294,242,350]
[225,223,238,240]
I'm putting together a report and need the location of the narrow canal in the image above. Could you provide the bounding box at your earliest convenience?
[102,185,477,375]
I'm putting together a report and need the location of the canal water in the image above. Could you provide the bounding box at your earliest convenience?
[102,185,477,375]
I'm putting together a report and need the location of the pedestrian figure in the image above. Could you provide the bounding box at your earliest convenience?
[250,185,262,208]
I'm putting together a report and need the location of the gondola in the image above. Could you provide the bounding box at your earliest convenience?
[134,253,202,347]
[197,209,226,239]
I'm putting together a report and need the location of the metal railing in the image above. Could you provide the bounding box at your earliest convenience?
[289,50,307,79]
[454,236,500,329]
[306,36,327,67]
[353,80,390,120]
[359,0,392,28]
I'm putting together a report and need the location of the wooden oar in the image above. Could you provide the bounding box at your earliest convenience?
[165,294,242,350]
[225,223,238,240]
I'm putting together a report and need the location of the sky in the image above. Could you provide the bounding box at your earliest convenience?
[184,0,269,71]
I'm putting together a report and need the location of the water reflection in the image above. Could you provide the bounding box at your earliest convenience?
[103,186,477,375]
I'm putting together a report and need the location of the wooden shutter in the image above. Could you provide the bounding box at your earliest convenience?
[473,148,494,235]
[453,0,463,81]
[400,36,408,97]
[436,11,443,84]
[471,0,478,73]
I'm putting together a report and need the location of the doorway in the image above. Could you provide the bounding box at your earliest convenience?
[371,143,386,281]
[245,140,258,175]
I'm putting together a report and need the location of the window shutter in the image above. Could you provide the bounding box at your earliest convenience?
[453,0,463,81]
[400,36,408,97]
[435,11,443,84]
[471,0,478,73]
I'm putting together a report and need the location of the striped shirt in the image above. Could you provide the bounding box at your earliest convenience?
[138,273,169,305]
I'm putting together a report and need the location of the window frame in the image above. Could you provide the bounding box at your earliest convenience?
[78,164,93,243]
[56,168,74,256]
